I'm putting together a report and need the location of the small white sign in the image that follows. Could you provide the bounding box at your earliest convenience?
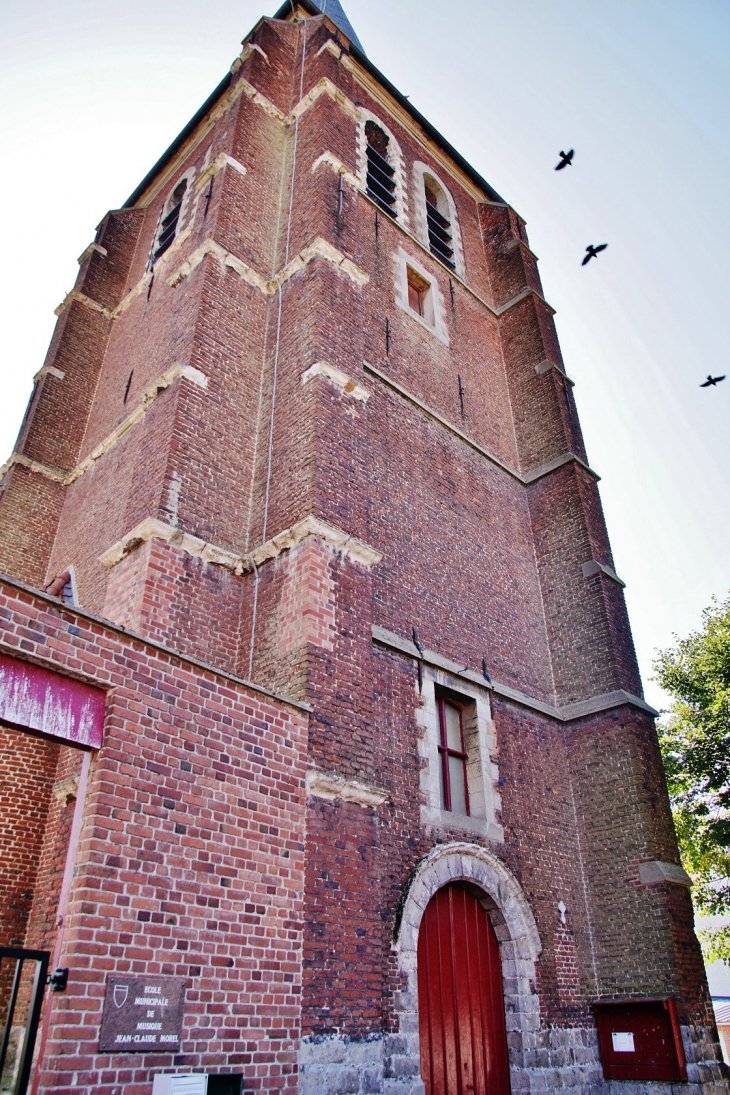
[152,1076,208,1095]
[171,1079,207,1095]
[611,1031,635,1053]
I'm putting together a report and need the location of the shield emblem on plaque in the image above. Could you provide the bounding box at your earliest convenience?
[113,983,129,1009]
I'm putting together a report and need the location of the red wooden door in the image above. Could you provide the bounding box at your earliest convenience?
[417,884,511,1095]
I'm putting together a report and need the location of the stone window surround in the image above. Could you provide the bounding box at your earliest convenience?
[60,563,78,607]
[394,247,449,346]
[406,265,435,326]
[390,842,543,1091]
[417,664,503,842]
[412,160,465,279]
[356,108,409,227]
[155,169,196,259]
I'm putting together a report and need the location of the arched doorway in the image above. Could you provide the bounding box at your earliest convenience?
[417,883,511,1095]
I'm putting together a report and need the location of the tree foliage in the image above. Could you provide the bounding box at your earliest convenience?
[654,594,730,960]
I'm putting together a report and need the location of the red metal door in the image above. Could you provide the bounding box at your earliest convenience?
[417,884,511,1095]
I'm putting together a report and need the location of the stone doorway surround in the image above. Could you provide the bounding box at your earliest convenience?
[387,841,544,1094]
[300,841,545,1095]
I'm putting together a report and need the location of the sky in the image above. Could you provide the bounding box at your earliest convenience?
[0,0,728,711]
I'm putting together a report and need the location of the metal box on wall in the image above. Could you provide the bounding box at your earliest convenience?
[593,998,686,1082]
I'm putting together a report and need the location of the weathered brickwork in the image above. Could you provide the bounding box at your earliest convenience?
[0,579,308,1094]
[103,538,245,676]
[24,745,83,956]
[0,725,60,947]
[0,4,723,1094]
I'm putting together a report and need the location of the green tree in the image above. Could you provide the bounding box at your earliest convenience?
[654,594,730,962]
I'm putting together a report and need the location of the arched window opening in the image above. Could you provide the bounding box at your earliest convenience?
[44,570,75,606]
[366,121,397,218]
[424,176,454,269]
[154,179,188,261]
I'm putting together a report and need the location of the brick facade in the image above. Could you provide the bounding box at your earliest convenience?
[0,3,724,1093]
[0,727,60,948]
[0,579,307,1094]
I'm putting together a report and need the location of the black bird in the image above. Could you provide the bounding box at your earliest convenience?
[582,243,608,265]
[555,149,574,170]
[700,374,726,387]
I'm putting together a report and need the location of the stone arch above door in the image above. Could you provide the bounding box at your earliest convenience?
[387,842,543,1093]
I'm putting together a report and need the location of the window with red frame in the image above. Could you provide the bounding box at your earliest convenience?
[437,696,469,814]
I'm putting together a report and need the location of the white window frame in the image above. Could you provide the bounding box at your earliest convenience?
[412,161,465,279]
[417,666,503,842]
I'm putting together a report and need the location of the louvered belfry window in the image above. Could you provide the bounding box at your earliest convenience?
[366,121,397,218]
[154,179,188,260]
[424,177,455,269]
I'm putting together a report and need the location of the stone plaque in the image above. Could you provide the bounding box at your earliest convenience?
[99,976,186,1053]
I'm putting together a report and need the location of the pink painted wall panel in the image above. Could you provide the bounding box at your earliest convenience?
[0,653,104,748]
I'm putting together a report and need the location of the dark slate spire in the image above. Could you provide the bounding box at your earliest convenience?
[311,0,365,54]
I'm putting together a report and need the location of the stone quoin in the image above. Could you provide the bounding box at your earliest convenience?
[0,2,724,1093]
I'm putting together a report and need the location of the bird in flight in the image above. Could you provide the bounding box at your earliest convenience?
[582,243,608,265]
[555,149,575,170]
[700,374,726,387]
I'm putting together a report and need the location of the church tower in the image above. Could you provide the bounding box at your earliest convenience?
[0,3,724,1094]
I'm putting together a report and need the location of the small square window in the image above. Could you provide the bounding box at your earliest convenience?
[406,267,434,325]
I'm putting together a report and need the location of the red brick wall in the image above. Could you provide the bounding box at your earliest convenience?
[103,538,245,676]
[0,579,308,1095]
[0,12,639,706]
[0,9,716,1091]
[0,468,65,587]
[0,10,614,698]
[25,745,84,955]
[566,705,707,1018]
[0,725,59,947]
